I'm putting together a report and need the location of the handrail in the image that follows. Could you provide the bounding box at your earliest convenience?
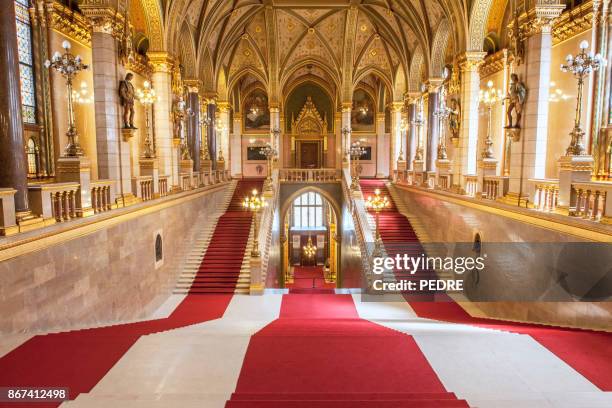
[280,168,341,182]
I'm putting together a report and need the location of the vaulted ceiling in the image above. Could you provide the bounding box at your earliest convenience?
[161,0,473,101]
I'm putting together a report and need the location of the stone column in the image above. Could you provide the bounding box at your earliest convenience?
[453,52,486,192]
[186,86,201,172]
[84,11,133,203]
[406,94,419,170]
[376,112,387,178]
[149,53,174,183]
[0,3,30,215]
[270,105,280,170]
[217,102,230,171]
[508,3,564,204]
[341,103,352,168]
[426,80,443,172]
[335,112,342,169]
[390,102,404,174]
[231,116,242,177]
[207,101,217,168]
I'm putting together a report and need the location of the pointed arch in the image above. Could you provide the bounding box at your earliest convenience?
[431,19,451,78]
[408,46,426,92]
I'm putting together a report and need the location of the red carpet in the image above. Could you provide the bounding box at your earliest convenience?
[287,266,336,293]
[362,179,612,391]
[0,180,261,407]
[226,294,469,407]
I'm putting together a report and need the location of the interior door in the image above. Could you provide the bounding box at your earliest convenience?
[299,142,320,168]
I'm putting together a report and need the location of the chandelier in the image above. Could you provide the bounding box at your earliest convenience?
[136,80,157,158]
[303,236,316,259]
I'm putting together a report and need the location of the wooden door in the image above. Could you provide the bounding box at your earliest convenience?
[299,141,320,168]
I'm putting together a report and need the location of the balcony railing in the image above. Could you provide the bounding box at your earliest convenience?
[132,176,154,202]
[90,180,115,214]
[531,179,559,212]
[279,168,341,182]
[483,176,509,200]
[28,182,80,223]
[464,175,479,198]
[158,175,169,197]
[570,181,610,222]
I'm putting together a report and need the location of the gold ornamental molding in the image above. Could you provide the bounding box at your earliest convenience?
[480,49,508,77]
[126,53,153,78]
[148,51,175,74]
[552,1,595,45]
[457,51,487,72]
[45,2,91,46]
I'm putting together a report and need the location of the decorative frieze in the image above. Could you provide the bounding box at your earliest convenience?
[44,2,91,46]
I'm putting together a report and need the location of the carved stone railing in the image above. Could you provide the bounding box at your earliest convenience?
[530,179,560,212]
[254,169,279,293]
[132,176,154,202]
[180,173,192,191]
[90,180,115,214]
[158,175,169,197]
[438,174,452,190]
[483,176,509,200]
[29,182,80,223]
[280,168,341,182]
[570,181,611,222]
[464,175,479,198]
[426,171,436,189]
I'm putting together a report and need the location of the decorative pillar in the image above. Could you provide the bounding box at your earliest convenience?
[406,93,419,170]
[207,101,217,168]
[185,83,201,172]
[270,104,281,170]
[231,116,242,177]
[81,6,133,204]
[335,112,342,169]
[149,52,174,185]
[0,2,32,220]
[216,102,230,171]
[376,112,388,178]
[341,102,352,168]
[453,52,486,192]
[507,2,564,205]
[426,79,443,173]
[390,102,404,175]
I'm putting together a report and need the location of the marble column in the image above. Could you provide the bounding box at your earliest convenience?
[187,90,201,172]
[88,23,132,200]
[426,80,443,172]
[390,102,403,174]
[335,112,342,169]
[231,116,242,177]
[453,52,486,191]
[509,5,564,203]
[270,105,280,169]
[217,102,230,171]
[406,95,419,170]
[376,112,387,178]
[207,102,217,168]
[341,103,352,168]
[0,3,29,214]
[149,53,174,183]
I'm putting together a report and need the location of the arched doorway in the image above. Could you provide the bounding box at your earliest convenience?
[280,189,340,291]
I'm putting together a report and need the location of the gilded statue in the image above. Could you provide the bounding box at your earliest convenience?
[506,73,527,129]
[118,24,134,66]
[448,98,461,141]
[119,73,136,129]
[172,95,187,140]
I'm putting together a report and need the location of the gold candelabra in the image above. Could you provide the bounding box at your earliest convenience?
[561,40,604,156]
[262,143,277,188]
[411,98,425,161]
[342,127,352,163]
[398,119,408,161]
[479,80,504,160]
[303,236,316,259]
[434,83,452,160]
[44,40,88,157]
[349,141,366,190]
[365,188,389,257]
[136,80,157,158]
[243,189,267,257]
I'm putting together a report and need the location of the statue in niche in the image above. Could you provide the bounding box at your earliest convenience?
[172,94,187,140]
[119,73,136,129]
[118,23,134,66]
[448,98,461,141]
[506,73,527,129]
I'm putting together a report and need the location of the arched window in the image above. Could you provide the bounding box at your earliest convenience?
[15,0,37,124]
[292,192,324,229]
[26,138,38,177]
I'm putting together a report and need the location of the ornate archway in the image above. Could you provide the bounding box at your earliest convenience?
[288,96,330,168]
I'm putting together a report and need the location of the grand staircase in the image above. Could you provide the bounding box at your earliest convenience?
[360,180,441,298]
[176,179,264,294]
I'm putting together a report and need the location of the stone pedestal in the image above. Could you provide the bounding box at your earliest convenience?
[478,158,498,195]
[249,256,264,295]
[56,156,94,217]
[0,188,18,236]
[180,159,194,190]
[558,155,594,208]
[217,159,226,172]
[121,128,136,142]
[140,158,160,196]
[397,160,407,172]
[436,159,452,189]
[412,159,425,186]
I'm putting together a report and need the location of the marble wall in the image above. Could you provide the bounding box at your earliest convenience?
[0,185,229,334]
[393,186,612,331]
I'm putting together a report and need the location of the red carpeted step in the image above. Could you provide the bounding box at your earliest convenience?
[226,400,469,407]
[229,392,459,401]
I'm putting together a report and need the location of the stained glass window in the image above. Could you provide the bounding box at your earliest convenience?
[14,0,36,124]
[292,192,324,229]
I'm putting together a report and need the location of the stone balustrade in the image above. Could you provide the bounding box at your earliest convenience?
[279,168,341,182]
[464,175,479,198]
[438,174,452,190]
[0,189,17,235]
[28,182,80,223]
[482,176,509,200]
[180,173,192,191]
[132,176,154,202]
[530,179,560,212]
[570,181,611,222]
[90,180,115,214]
[158,176,169,197]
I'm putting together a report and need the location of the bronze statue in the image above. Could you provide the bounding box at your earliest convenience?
[506,73,526,129]
[172,95,186,140]
[448,98,461,140]
[119,73,136,129]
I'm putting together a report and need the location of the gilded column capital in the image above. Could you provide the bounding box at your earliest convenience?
[341,102,353,112]
[405,92,421,105]
[390,101,404,113]
[184,79,203,94]
[426,77,445,93]
[217,102,231,113]
[148,52,175,74]
[525,2,565,36]
[457,51,487,72]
